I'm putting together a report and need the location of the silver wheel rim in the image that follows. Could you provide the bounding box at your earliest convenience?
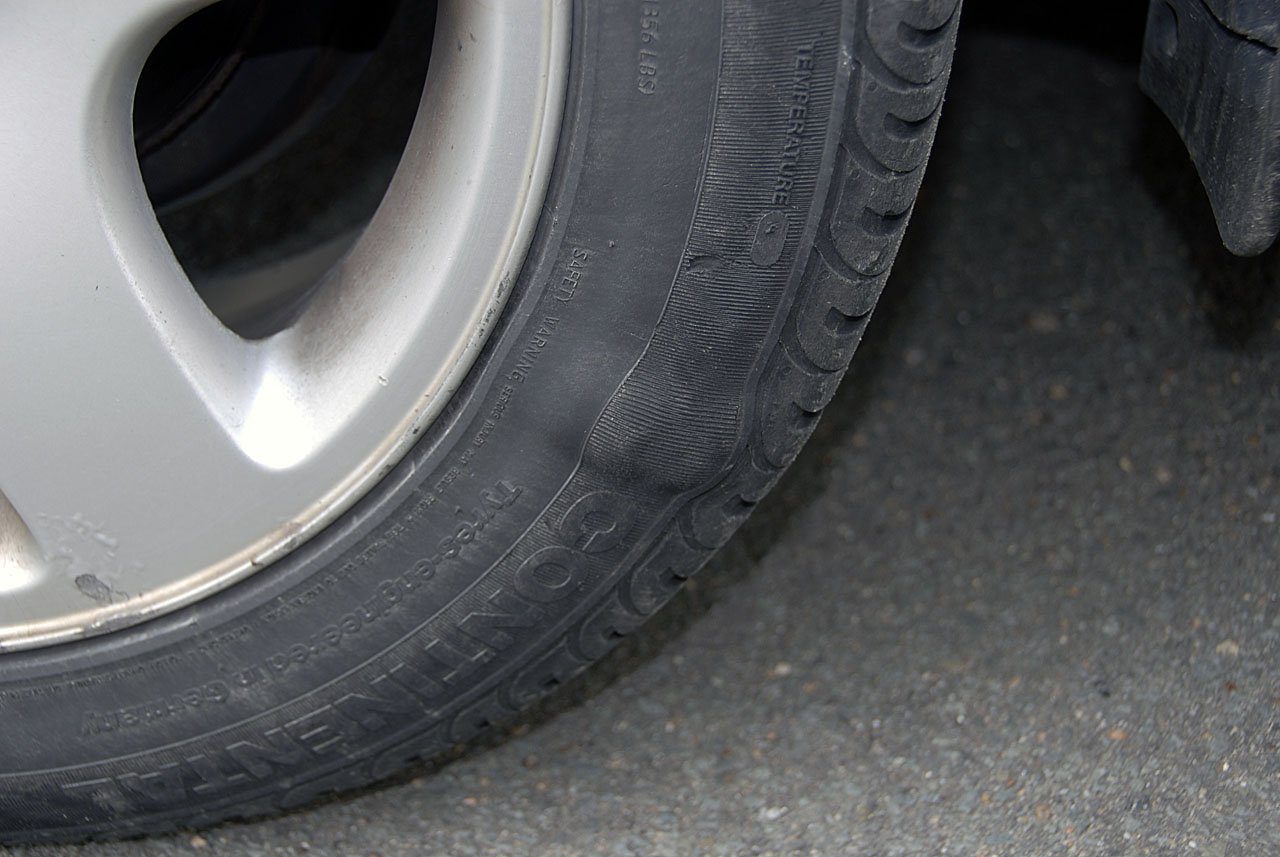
[0,0,571,650]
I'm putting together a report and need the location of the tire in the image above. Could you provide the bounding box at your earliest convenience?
[0,0,960,842]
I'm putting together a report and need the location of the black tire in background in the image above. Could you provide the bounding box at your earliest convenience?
[0,0,960,842]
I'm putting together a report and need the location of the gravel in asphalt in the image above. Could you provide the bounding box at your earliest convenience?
[13,30,1280,857]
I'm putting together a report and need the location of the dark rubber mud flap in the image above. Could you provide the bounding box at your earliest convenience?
[1140,0,1280,256]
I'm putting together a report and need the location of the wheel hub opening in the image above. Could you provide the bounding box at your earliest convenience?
[134,0,437,337]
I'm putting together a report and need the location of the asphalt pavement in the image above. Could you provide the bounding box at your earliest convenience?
[14,31,1280,857]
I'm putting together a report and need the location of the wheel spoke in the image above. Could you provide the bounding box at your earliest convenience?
[0,0,259,636]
